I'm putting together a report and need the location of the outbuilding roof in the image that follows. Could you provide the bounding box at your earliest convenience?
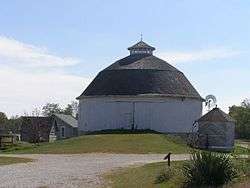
[77,41,202,100]
[197,108,235,122]
[53,114,78,128]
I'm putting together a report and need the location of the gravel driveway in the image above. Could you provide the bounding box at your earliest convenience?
[0,153,190,188]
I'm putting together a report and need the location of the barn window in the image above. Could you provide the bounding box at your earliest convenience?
[61,126,65,138]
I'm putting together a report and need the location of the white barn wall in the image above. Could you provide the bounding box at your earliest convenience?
[78,96,202,133]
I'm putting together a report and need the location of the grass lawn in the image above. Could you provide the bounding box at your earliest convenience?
[104,158,250,188]
[0,156,33,166]
[0,134,189,154]
[233,145,250,155]
[1,133,248,155]
[104,161,185,188]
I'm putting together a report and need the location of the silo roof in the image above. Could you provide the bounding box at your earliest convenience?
[197,107,235,122]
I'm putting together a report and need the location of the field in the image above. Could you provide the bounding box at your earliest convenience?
[0,156,33,166]
[0,133,189,154]
[104,158,250,188]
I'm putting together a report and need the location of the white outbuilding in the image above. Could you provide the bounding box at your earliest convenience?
[77,40,203,133]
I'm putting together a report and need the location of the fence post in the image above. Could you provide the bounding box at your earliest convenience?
[164,152,172,166]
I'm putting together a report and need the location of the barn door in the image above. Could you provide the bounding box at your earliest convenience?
[105,101,133,130]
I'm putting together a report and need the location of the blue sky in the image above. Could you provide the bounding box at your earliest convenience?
[0,0,249,116]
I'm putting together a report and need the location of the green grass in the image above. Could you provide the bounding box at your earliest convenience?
[233,146,250,155]
[104,158,250,188]
[1,133,248,155]
[0,134,189,154]
[0,156,33,166]
[104,161,185,188]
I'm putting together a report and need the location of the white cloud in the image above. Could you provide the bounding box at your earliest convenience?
[0,36,90,117]
[0,36,80,67]
[0,68,91,117]
[157,47,241,64]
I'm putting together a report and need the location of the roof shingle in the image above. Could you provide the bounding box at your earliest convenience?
[53,114,78,127]
[77,41,202,100]
[197,108,235,122]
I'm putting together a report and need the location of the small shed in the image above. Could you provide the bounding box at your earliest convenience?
[49,114,78,141]
[197,107,235,151]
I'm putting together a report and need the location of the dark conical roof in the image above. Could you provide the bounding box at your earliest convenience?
[77,41,202,100]
[105,54,177,71]
[128,41,155,51]
[197,108,235,122]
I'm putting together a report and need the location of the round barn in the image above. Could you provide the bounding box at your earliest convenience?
[77,40,203,133]
[197,107,235,151]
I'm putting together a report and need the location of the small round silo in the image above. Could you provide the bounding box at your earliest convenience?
[197,107,235,151]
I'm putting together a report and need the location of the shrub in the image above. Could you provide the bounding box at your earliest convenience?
[233,158,250,177]
[183,151,237,186]
[155,166,176,184]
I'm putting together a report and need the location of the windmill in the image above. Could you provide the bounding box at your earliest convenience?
[205,95,217,111]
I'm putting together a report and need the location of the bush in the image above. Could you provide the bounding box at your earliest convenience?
[233,158,250,177]
[183,151,237,186]
[155,166,176,184]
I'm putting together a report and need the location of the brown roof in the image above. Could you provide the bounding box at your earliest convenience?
[77,53,202,100]
[197,108,235,122]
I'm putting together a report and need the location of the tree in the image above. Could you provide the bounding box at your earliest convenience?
[64,104,73,116]
[229,98,250,139]
[31,107,41,117]
[42,103,63,117]
[6,116,21,133]
[63,101,78,117]
[70,101,78,117]
[241,98,250,108]
[0,112,8,124]
[0,113,21,133]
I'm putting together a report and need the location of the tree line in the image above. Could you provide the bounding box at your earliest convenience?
[229,98,250,139]
[0,101,78,133]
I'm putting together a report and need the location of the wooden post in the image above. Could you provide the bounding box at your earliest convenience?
[164,152,172,166]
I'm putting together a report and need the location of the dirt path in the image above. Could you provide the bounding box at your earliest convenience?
[0,153,190,188]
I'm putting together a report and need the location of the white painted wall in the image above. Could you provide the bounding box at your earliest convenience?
[78,96,202,133]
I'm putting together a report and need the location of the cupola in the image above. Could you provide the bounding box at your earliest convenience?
[127,40,155,55]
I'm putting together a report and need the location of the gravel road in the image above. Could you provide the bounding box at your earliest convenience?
[0,153,190,188]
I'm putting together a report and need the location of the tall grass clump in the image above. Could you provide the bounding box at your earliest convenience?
[155,166,176,184]
[183,151,237,186]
